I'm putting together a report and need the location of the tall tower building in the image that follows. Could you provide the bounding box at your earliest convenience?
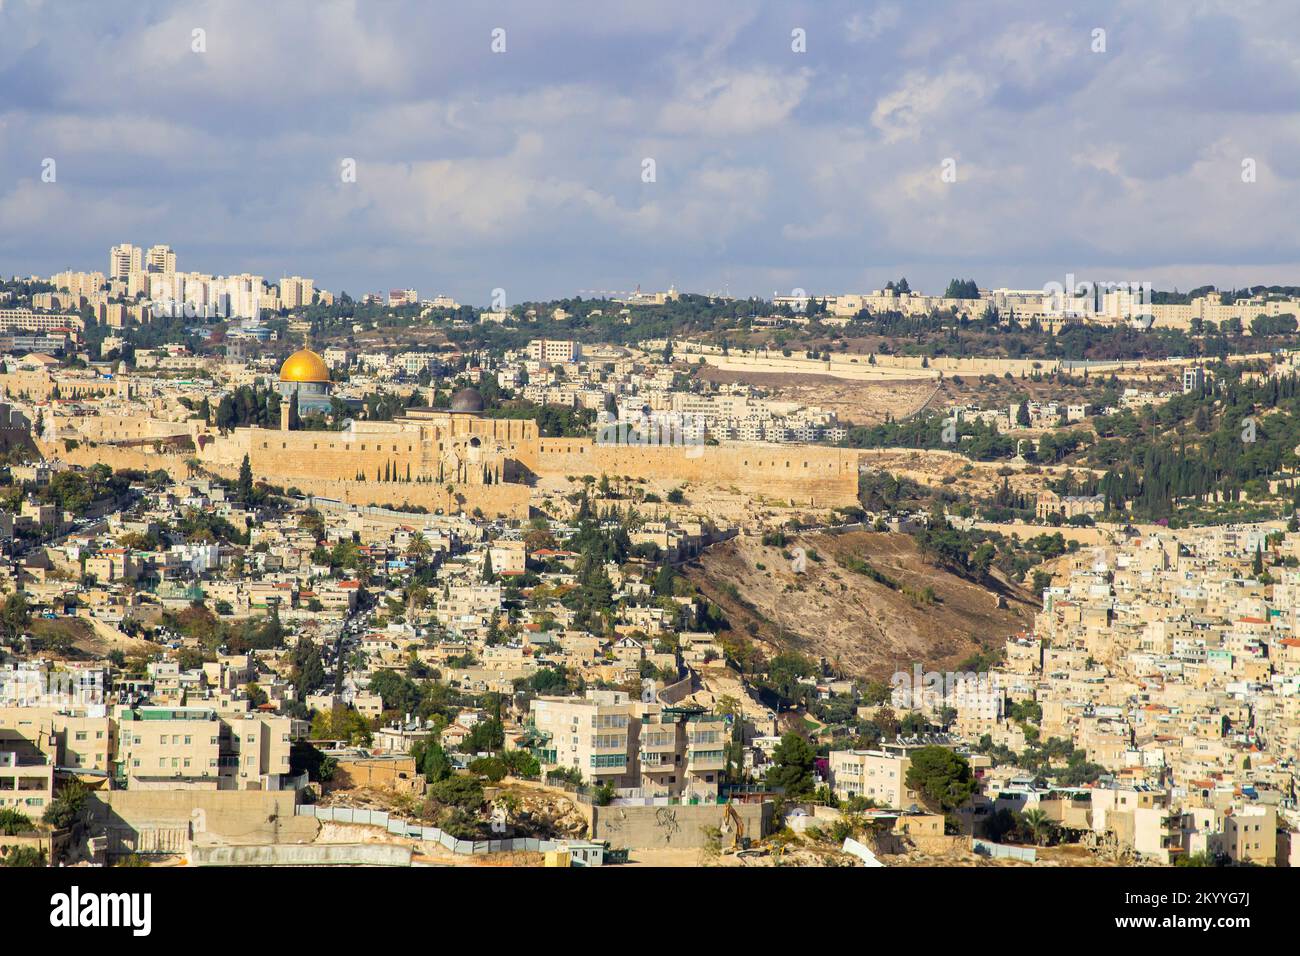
[279,276,314,309]
[147,244,176,275]
[109,243,142,280]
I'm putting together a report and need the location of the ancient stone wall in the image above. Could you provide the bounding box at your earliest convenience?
[69,415,191,444]
[38,439,193,475]
[53,408,859,513]
[280,475,531,519]
[678,344,1064,379]
[526,438,860,507]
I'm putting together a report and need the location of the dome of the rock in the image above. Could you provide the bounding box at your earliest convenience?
[279,349,330,383]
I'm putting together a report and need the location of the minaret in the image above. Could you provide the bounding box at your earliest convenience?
[281,384,299,431]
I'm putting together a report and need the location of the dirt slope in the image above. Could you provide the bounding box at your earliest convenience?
[686,530,1037,679]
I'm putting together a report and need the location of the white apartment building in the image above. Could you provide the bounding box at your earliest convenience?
[529,691,726,799]
[109,243,142,280]
[280,276,315,309]
[147,244,176,274]
[528,339,582,365]
[0,309,84,333]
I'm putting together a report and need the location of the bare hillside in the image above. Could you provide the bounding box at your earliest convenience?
[686,530,1037,679]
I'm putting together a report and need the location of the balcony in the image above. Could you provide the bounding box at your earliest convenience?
[688,750,726,772]
[589,754,628,776]
[640,754,678,773]
[639,736,678,755]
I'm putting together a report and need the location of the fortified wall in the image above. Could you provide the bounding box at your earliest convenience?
[200,414,537,486]
[39,349,862,514]
[37,439,192,475]
[273,475,531,519]
[68,414,192,445]
[673,342,1064,379]
[46,427,860,514]
[526,438,860,508]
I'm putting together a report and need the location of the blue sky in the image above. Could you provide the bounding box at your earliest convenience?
[2,0,1299,306]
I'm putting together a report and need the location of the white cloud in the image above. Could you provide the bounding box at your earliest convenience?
[846,6,901,43]
[659,68,811,136]
[871,69,989,143]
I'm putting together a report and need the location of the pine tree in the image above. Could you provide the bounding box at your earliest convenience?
[237,454,254,504]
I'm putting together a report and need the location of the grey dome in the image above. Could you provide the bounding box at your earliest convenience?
[450,387,485,413]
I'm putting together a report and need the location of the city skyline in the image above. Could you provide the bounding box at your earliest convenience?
[4,1,1300,302]
[1,0,1298,906]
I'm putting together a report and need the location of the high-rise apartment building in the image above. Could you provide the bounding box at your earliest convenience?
[114,705,300,791]
[147,244,176,274]
[528,339,582,364]
[109,243,142,280]
[528,690,726,799]
[280,276,315,309]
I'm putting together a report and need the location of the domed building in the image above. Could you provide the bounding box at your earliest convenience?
[449,387,485,414]
[278,348,333,417]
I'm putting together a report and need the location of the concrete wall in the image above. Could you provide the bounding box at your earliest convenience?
[87,789,317,855]
[590,800,772,850]
[657,674,695,705]
[191,842,411,866]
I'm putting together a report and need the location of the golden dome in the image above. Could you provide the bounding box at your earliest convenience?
[279,349,330,383]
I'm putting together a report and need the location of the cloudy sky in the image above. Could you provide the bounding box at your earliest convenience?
[2,0,1299,306]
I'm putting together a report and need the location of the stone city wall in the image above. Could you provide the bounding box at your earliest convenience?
[38,439,192,475]
[527,439,860,508]
[675,343,1064,379]
[69,415,192,444]
[280,475,531,519]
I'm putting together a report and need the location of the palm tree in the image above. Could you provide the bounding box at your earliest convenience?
[406,532,431,564]
[1022,808,1053,846]
[185,457,201,479]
